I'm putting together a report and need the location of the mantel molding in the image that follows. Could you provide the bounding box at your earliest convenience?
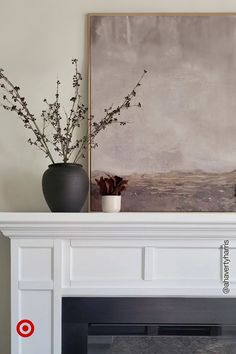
[1,212,236,239]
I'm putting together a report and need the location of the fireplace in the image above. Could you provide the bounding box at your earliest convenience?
[1,213,236,354]
[62,297,236,354]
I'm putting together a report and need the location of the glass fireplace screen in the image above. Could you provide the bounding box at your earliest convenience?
[62,298,236,354]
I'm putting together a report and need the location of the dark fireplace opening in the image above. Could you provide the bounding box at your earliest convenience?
[62,298,236,354]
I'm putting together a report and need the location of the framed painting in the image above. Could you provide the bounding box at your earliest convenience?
[89,13,236,212]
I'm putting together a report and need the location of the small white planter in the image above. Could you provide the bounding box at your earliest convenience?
[102,195,121,213]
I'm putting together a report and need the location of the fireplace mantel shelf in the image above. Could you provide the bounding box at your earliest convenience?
[1,212,236,239]
[1,212,236,354]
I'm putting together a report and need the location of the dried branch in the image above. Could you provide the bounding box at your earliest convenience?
[0,62,147,164]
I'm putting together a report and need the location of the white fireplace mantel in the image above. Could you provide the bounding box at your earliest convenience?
[1,212,236,354]
[2,212,236,238]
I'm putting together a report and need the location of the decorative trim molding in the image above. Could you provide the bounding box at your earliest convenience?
[1,212,236,239]
[18,280,53,290]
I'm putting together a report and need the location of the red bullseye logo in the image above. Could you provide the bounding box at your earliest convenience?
[16,320,35,338]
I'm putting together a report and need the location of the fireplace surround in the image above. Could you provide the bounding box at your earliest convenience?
[1,212,236,354]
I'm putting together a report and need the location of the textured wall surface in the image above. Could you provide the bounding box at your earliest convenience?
[1,1,236,353]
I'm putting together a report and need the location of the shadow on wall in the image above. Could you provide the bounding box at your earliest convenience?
[0,166,49,212]
[0,232,10,354]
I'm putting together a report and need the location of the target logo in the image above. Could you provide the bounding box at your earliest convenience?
[16,319,35,338]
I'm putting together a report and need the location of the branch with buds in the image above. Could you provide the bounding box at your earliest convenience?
[0,62,147,164]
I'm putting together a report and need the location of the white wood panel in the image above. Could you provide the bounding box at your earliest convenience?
[19,291,52,354]
[62,240,70,288]
[53,240,62,354]
[18,281,53,290]
[20,247,52,281]
[144,247,155,281]
[154,247,221,280]
[11,240,20,354]
[70,246,143,281]
[229,248,236,282]
[62,287,236,297]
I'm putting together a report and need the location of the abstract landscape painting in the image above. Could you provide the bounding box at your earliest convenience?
[89,14,236,211]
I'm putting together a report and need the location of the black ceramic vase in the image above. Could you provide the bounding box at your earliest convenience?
[42,163,89,212]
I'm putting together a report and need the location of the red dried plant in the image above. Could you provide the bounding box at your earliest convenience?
[95,175,128,196]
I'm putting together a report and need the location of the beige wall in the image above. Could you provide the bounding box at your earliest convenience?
[1,1,236,353]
